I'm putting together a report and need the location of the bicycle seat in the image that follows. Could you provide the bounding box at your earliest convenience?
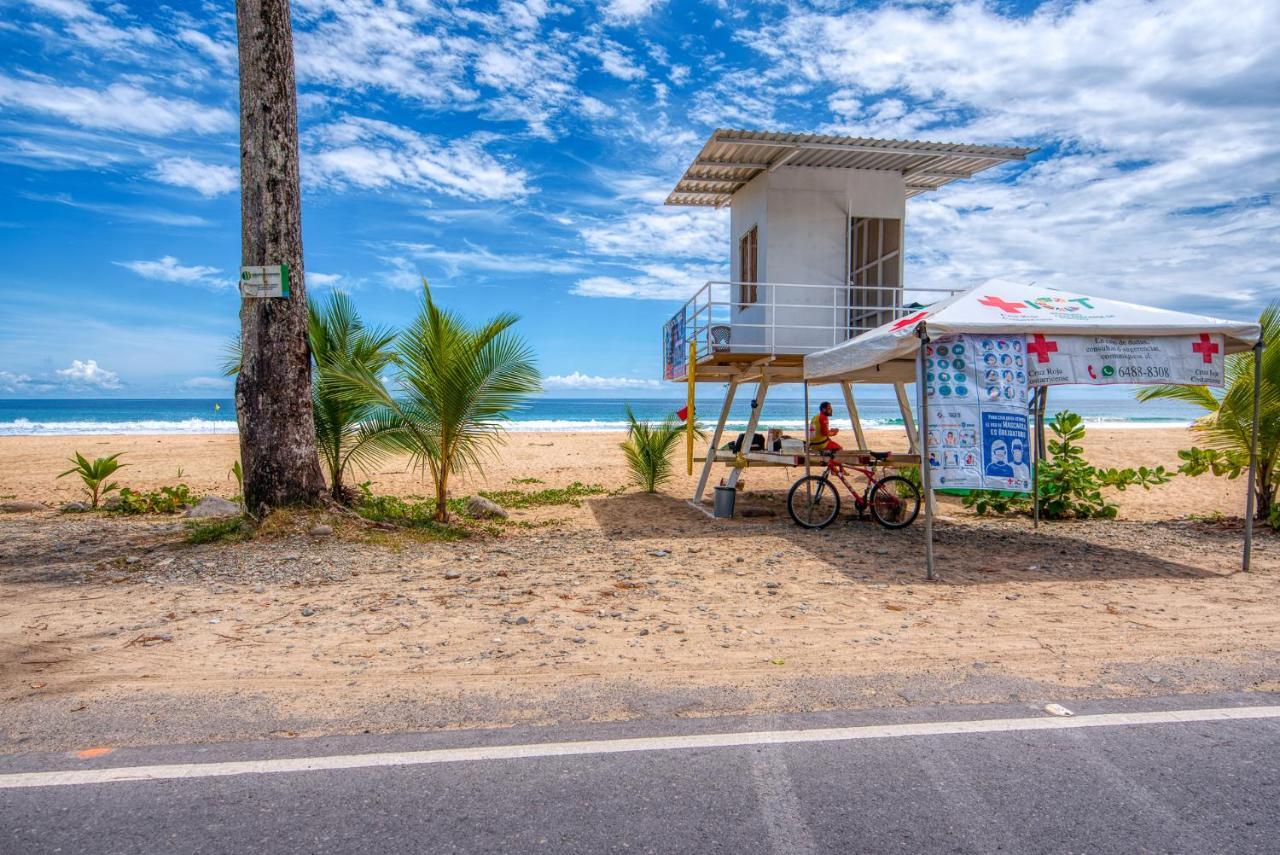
[867,450,891,461]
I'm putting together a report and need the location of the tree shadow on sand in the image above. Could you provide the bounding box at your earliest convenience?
[586,491,1268,585]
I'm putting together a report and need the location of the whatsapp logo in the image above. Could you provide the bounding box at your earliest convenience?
[1101,365,1115,378]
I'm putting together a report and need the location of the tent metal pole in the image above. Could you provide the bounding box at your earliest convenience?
[803,381,811,481]
[917,329,935,581]
[1243,342,1263,572]
[1032,387,1042,530]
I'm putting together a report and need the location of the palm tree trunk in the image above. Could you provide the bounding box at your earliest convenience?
[435,469,449,523]
[234,0,325,511]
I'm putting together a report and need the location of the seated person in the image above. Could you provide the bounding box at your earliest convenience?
[808,401,842,452]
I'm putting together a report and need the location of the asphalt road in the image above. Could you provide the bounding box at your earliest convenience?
[2,693,1278,854]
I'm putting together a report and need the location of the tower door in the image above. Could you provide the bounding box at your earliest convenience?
[849,217,902,334]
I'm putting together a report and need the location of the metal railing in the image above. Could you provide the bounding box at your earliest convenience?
[666,281,961,368]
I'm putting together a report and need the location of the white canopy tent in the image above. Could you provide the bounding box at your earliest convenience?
[804,280,1265,578]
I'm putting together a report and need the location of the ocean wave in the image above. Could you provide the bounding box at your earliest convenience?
[0,418,239,436]
[0,415,1190,436]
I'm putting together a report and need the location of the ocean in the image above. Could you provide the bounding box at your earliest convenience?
[0,393,1202,436]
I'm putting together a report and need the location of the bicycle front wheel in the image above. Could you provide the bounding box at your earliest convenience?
[787,475,840,529]
[869,475,921,529]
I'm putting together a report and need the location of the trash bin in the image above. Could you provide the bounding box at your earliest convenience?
[713,485,736,519]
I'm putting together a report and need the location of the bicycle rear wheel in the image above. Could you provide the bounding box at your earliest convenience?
[869,475,921,529]
[787,475,840,529]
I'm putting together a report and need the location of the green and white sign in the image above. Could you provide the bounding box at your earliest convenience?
[239,264,291,298]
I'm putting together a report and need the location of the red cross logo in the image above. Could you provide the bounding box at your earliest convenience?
[1191,333,1219,364]
[979,295,1027,314]
[891,310,928,331]
[1027,334,1059,363]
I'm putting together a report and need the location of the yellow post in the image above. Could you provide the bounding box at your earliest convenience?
[686,340,696,475]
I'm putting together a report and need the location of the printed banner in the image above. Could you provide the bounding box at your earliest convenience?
[925,335,1031,493]
[1024,334,1225,387]
[662,308,687,380]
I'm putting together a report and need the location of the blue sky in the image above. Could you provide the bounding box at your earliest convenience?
[0,0,1276,398]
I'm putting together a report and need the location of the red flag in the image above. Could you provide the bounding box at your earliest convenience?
[676,405,689,421]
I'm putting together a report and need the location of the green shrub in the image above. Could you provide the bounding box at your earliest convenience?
[353,485,469,540]
[111,484,198,515]
[620,406,703,493]
[964,410,1172,519]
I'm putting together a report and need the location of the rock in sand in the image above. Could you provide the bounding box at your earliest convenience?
[1,500,46,513]
[467,495,508,519]
[184,496,242,519]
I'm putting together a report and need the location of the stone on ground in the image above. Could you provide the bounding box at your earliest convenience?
[184,496,242,519]
[467,495,508,519]
[1,500,46,513]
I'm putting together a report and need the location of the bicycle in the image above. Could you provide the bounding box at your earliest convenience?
[786,450,921,530]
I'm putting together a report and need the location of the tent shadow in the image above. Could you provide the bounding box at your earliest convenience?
[585,491,1238,584]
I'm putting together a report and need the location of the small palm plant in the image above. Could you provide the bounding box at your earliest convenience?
[1137,302,1280,522]
[309,292,397,501]
[58,452,126,508]
[620,406,703,493]
[333,281,540,523]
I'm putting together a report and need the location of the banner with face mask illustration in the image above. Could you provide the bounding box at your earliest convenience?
[924,335,1031,493]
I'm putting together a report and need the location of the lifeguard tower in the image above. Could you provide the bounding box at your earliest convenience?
[662,129,1034,505]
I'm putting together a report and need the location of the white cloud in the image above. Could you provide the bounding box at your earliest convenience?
[56,358,120,389]
[580,208,726,262]
[719,0,1280,313]
[114,256,226,289]
[176,28,237,69]
[0,370,35,392]
[307,117,530,201]
[543,372,661,390]
[602,0,664,25]
[183,376,232,391]
[0,76,234,135]
[151,157,238,197]
[395,241,582,275]
[572,262,727,301]
[308,272,344,287]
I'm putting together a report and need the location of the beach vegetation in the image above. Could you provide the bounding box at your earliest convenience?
[309,292,398,502]
[331,281,540,523]
[1138,302,1279,525]
[353,487,470,540]
[965,411,1171,519]
[57,452,126,509]
[478,482,610,508]
[184,516,251,545]
[111,484,198,515]
[620,406,704,493]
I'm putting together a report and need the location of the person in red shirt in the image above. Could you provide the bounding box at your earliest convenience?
[808,401,842,452]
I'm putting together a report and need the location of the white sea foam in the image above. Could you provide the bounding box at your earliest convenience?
[0,415,1190,436]
[0,418,239,436]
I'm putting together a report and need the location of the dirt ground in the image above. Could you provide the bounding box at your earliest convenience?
[1,429,1276,753]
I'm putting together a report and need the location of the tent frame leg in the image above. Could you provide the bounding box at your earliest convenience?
[692,380,739,506]
[1244,342,1263,572]
[895,381,919,453]
[916,332,935,581]
[726,378,770,492]
[840,382,868,450]
[1032,387,1043,530]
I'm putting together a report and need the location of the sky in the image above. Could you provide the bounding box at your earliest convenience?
[0,0,1276,399]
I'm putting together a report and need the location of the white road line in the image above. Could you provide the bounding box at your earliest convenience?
[2,705,1277,790]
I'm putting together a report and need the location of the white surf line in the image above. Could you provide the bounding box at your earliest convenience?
[3,705,1278,790]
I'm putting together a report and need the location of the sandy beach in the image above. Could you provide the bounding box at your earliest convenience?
[1,428,1275,752]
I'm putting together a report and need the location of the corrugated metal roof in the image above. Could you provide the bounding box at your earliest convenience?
[666,128,1035,207]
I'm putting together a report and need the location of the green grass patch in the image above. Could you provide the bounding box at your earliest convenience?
[478,481,610,509]
[184,516,251,545]
[353,492,471,540]
[510,477,544,485]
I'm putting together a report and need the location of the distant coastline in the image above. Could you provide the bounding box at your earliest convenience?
[0,397,1199,436]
